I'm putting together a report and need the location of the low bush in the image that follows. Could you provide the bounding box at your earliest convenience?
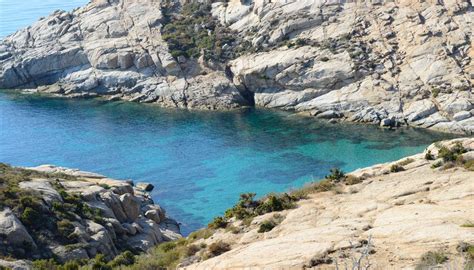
[425,150,435,160]
[185,244,201,257]
[208,216,227,229]
[258,219,278,233]
[415,250,448,269]
[224,192,297,222]
[344,175,362,186]
[207,241,231,258]
[438,142,466,162]
[398,158,414,166]
[188,228,214,241]
[431,161,443,169]
[325,168,345,181]
[109,251,135,267]
[390,164,405,173]
[464,160,474,171]
[160,2,249,62]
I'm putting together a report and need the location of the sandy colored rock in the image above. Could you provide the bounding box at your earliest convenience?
[184,138,474,269]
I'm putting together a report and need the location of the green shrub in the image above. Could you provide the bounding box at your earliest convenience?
[398,158,415,166]
[438,143,466,162]
[188,228,214,241]
[224,192,296,222]
[60,261,80,270]
[258,220,277,233]
[431,161,443,169]
[32,259,59,270]
[390,164,405,173]
[425,150,435,160]
[207,241,230,258]
[110,251,135,267]
[313,179,336,192]
[160,2,246,62]
[464,160,474,171]
[344,175,362,185]
[185,244,201,257]
[208,216,228,229]
[325,168,345,181]
[57,220,75,238]
[159,242,177,252]
[91,254,112,270]
[416,251,448,268]
[21,207,41,227]
[461,221,474,228]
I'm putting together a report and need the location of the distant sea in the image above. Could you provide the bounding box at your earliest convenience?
[0,0,88,38]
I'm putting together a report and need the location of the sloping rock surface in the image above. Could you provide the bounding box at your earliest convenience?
[183,138,474,269]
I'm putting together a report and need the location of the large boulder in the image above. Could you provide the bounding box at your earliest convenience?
[0,208,36,248]
[19,179,63,207]
[100,191,128,223]
[119,193,141,222]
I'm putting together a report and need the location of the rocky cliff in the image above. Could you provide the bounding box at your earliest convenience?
[0,0,472,134]
[0,164,181,269]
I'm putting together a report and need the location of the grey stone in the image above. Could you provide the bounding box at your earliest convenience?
[0,208,36,248]
[136,182,154,192]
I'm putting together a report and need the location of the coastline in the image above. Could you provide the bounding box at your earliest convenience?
[2,88,471,136]
[1,138,473,269]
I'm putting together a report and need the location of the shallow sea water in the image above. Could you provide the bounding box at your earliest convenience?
[0,91,457,234]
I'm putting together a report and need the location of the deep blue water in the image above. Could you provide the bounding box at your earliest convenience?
[0,91,457,234]
[0,0,88,38]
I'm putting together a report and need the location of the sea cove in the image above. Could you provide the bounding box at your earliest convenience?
[0,91,457,234]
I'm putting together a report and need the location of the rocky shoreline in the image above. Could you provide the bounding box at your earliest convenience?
[180,138,474,269]
[0,164,181,270]
[0,0,472,134]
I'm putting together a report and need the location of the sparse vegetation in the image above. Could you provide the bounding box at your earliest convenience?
[461,221,474,228]
[208,216,228,229]
[325,168,346,181]
[344,175,363,186]
[464,160,474,171]
[431,161,443,169]
[425,150,435,160]
[258,214,284,233]
[415,250,448,269]
[207,241,231,258]
[438,142,466,162]
[398,158,414,166]
[160,2,250,62]
[223,192,296,222]
[390,164,405,173]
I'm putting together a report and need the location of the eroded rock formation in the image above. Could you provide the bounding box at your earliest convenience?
[0,164,181,267]
[0,0,472,133]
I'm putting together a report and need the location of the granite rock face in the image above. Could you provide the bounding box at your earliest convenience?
[0,0,472,133]
[0,164,181,264]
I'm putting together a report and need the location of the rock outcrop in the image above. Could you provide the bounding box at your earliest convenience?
[0,0,472,133]
[181,138,474,269]
[0,164,181,266]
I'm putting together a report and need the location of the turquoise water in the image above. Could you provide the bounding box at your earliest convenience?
[0,91,457,234]
[0,0,88,38]
[0,0,459,234]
